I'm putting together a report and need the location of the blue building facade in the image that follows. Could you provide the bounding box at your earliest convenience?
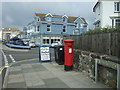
[26,13,88,45]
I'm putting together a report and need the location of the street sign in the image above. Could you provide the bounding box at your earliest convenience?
[39,45,51,63]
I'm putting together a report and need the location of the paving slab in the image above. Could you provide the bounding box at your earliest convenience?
[37,71,56,79]
[43,78,69,88]
[21,64,32,68]
[23,72,45,87]
[5,60,109,88]
[8,73,25,84]
[10,66,22,72]
[7,82,26,88]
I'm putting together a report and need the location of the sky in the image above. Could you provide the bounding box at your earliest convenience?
[1,0,98,30]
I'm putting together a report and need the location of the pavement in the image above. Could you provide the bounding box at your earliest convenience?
[0,43,3,90]
[3,59,109,88]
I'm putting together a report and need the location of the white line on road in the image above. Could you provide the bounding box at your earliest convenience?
[1,49,9,68]
[0,67,3,74]
[9,54,15,62]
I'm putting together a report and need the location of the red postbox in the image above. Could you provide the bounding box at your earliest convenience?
[64,40,74,71]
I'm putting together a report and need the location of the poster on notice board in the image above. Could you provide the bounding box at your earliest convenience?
[39,46,50,62]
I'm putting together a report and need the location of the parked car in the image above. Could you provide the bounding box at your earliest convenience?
[15,40,24,45]
[51,41,62,47]
[2,39,6,45]
[24,41,29,46]
[29,41,36,47]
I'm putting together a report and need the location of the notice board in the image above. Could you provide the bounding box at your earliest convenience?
[39,45,51,62]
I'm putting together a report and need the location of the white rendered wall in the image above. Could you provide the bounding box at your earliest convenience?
[94,0,119,28]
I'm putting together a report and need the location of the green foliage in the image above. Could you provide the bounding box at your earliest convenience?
[81,27,120,35]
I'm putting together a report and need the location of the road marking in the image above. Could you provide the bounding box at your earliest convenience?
[1,49,9,67]
[9,58,39,67]
[9,55,15,62]
[0,57,38,74]
[0,66,5,75]
[0,67,3,74]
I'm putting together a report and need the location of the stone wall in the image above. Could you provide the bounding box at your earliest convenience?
[73,49,118,88]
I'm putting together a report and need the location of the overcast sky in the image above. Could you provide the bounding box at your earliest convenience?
[1,0,98,30]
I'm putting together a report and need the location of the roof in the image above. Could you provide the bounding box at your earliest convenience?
[2,28,20,31]
[68,16,78,23]
[93,0,101,12]
[35,13,87,24]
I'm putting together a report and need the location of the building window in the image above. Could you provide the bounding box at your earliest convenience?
[114,2,120,12]
[112,18,120,28]
[116,19,120,27]
[47,39,49,44]
[75,23,79,28]
[51,38,60,44]
[63,26,66,32]
[80,24,84,28]
[38,18,40,21]
[43,39,45,44]
[43,39,49,44]
[47,25,51,32]
[47,17,51,21]
[51,39,53,44]
[63,17,65,22]
[37,26,39,31]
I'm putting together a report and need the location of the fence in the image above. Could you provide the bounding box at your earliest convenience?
[64,31,120,88]
[64,31,120,58]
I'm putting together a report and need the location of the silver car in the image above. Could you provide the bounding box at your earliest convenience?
[29,41,36,47]
[51,41,62,47]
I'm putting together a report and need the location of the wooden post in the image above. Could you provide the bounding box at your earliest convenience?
[95,59,98,82]
[117,64,120,89]
[108,33,111,55]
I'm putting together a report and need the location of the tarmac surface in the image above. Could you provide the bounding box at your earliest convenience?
[3,59,109,88]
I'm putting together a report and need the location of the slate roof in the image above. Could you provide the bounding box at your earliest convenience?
[35,13,87,24]
[93,0,101,12]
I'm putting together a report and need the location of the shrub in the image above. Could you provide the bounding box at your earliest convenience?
[81,27,120,35]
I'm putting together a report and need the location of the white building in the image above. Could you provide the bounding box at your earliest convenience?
[93,0,120,28]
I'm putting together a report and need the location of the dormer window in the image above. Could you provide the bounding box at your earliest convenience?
[62,14,68,23]
[45,13,53,21]
[47,17,51,21]
[63,17,66,22]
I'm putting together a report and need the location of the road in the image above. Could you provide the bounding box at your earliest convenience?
[3,47,39,63]
[0,44,40,89]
